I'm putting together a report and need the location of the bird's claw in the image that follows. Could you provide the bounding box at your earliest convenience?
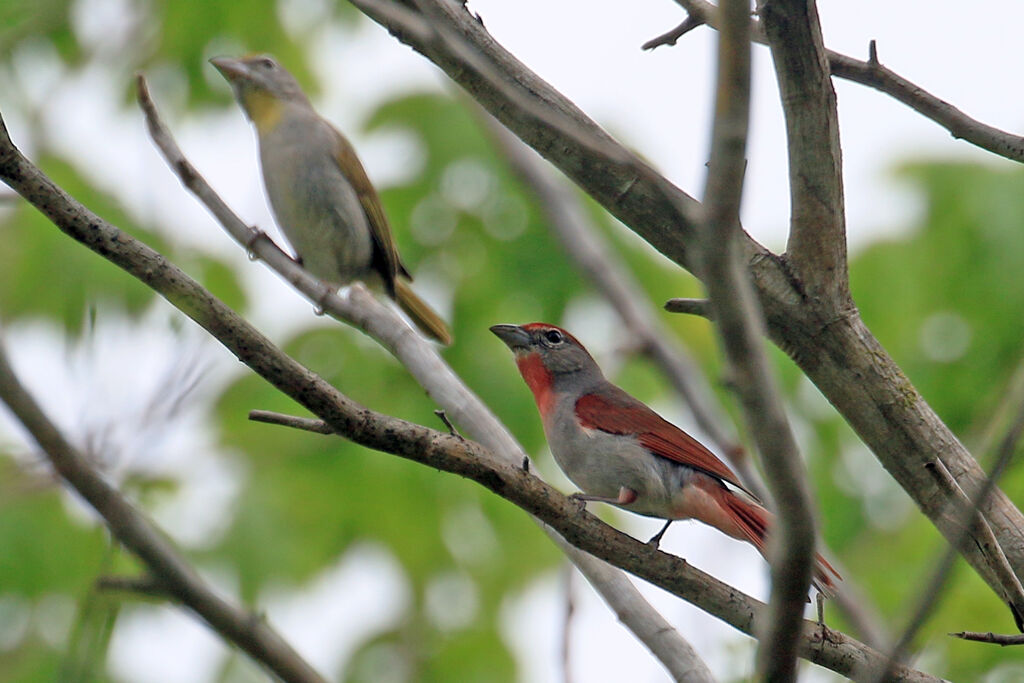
[647,519,673,548]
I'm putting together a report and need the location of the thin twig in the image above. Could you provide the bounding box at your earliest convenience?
[434,409,461,437]
[650,0,1024,164]
[249,409,336,434]
[641,15,706,50]
[95,575,170,599]
[0,336,328,683]
[949,631,1024,646]
[664,298,713,318]
[829,43,1024,164]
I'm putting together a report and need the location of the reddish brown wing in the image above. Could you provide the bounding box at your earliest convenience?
[575,388,746,491]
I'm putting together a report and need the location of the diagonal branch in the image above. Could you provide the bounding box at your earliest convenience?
[827,43,1024,164]
[134,76,711,683]
[651,0,1024,164]
[0,336,328,683]
[0,106,941,683]
[347,0,1024,623]
[757,0,849,306]
[873,397,1024,680]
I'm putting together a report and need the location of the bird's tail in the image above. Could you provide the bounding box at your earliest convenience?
[393,278,452,345]
[714,485,842,598]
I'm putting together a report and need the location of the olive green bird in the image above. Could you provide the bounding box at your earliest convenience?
[212,54,451,344]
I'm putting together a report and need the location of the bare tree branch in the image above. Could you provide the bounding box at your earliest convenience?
[0,108,946,677]
[829,42,1024,164]
[651,1,1024,164]
[758,0,849,305]
[0,335,329,683]
[347,0,1024,621]
[134,75,714,682]
[696,1,817,679]
[664,298,713,318]
[873,389,1024,680]
[482,106,893,651]
[950,631,1024,646]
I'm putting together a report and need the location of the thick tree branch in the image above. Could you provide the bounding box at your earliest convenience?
[758,0,849,305]
[0,336,328,683]
[348,0,1024,622]
[874,398,1024,681]
[0,109,942,680]
[698,1,816,679]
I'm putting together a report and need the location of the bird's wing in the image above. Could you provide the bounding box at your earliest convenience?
[575,388,747,492]
[330,127,411,286]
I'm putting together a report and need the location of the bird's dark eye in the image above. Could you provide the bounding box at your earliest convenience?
[543,330,564,345]
[257,57,275,70]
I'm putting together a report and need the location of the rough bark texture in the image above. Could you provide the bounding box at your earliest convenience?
[348,1,1024,623]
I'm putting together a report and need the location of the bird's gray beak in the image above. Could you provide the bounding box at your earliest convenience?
[490,324,531,351]
[210,56,248,82]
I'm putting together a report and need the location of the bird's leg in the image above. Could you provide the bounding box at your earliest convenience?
[569,486,638,506]
[647,519,673,548]
[816,591,825,625]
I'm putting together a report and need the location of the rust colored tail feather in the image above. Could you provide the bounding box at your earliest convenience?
[719,487,841,598]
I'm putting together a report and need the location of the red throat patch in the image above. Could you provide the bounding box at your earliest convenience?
[515,352,556,416]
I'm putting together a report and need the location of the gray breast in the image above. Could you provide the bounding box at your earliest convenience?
[259,112,374,284]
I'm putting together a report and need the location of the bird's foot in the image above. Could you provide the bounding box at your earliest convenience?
[569,487,638,507]
[647,519,673,548]
[813,592,840,643]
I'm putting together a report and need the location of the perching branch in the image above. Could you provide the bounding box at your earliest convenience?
[482,107,894,654]
[0,104,945,681]
[0,336,329,683]
[349,0,1024,625]
[134,75,711,683]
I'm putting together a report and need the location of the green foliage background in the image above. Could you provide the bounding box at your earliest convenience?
[1,2,1023,681]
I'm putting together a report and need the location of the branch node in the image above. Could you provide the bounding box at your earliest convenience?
[641,16,705,51]
[245,227,267,261]
[434,409,462,438]
[867,39,879,67]
[663,297,712,318]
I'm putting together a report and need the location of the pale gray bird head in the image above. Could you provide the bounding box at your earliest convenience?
[210,54,311,123]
